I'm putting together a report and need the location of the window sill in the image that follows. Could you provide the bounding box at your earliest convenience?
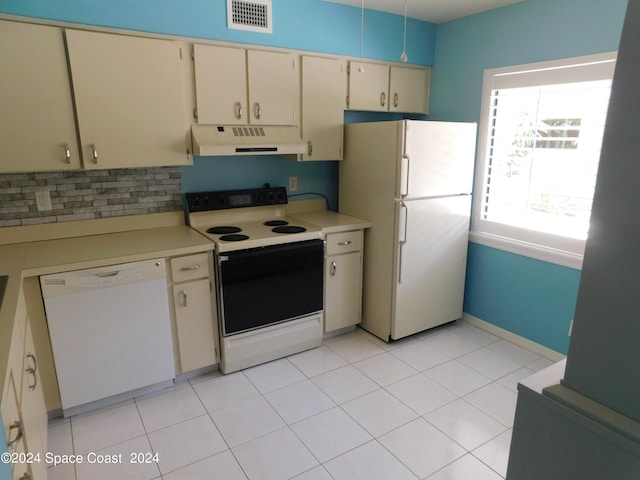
[469,231,583,270]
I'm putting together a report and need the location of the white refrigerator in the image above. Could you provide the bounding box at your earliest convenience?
[339,120,477,341]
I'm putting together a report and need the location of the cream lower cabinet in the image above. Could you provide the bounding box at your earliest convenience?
[1,294,47,480]
[169,253,219,374]
[324,230,364,332]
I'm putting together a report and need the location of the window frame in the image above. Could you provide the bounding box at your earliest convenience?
[471,52,617,269]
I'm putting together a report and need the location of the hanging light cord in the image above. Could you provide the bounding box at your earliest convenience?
[359,0,365,72]
[401,0,408,62]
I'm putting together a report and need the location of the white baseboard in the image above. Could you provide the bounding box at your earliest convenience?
[461,314,566,362]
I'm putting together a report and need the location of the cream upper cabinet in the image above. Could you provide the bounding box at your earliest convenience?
[193,44,299,126]
[347,60,430,114]
[389,66,430,114]
[193,44,248,124]
[347,61,390,111]
[0,21,81,173]
[247,50,299,125]
[301,56,347,161]
[65,29,192,169]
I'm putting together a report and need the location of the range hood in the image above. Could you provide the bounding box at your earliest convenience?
[191,124,307,156]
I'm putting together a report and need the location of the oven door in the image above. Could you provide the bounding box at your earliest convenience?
[217,239,324,336]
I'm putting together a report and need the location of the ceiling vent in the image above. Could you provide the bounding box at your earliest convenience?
[227,0,272,34]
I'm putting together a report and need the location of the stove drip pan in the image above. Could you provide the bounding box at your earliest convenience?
[208,226,242,235]
[272,226,307,234]
[263,220,289,227]
[219,234,249,241]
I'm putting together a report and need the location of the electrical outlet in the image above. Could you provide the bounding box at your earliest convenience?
[35,190,52,211]
[288,176,298,192]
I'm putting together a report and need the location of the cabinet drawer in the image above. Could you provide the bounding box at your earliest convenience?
[171,253,209,283]
[326,230,363,255]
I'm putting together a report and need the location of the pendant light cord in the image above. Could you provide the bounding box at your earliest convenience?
[401,0,408,62]
[359,0,365,72]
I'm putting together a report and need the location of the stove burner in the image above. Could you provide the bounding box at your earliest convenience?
[263,220,289,227]
[272,225,307,234]
[208,226,241,235]
[219,234,249,241]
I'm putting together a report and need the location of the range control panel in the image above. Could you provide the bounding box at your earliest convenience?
[186,186,288,212]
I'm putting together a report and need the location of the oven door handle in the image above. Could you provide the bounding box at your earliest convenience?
[220,240,324,262]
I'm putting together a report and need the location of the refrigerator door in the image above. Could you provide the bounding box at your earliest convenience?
[400,121,476,199]
[392,195,471,340]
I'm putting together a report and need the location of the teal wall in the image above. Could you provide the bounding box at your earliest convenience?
[429,0,628,354]
[0,0,436,211]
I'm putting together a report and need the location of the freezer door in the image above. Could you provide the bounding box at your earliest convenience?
[392,195,471,339]
[401,121,476,199]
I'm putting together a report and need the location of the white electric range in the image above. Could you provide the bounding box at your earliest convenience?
[186,187,324,373]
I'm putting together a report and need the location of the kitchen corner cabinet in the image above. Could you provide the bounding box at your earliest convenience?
[347,61,430,114]
[65,29,192,169]
[169,253,219,374]
[0,21,81,173]
[324,230,364,332]
[2,295,47,480]
[193,44,300,126]
[300,56,347,161]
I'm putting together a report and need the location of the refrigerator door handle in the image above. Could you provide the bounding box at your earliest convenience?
[398,202,408,283]
[400,154,410,198]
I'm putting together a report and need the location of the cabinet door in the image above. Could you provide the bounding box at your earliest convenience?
[0,21,80,172]
[301,56,346,161]
[65,29,191,169]
[325,252,362,332]
[20,320,47,480]
[347,61,389,111]
[389,66,430,114]
[173,279,217,373]
[194,44,248,125]
[247,50,299,125]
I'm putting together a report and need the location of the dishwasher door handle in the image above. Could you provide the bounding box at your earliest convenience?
[95,271,119,278]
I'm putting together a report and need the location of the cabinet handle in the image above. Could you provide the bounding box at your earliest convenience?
[26,366,38,390]
[393,93,399,108]
[90,144,98,164]
[254,102,261,119]
[63,143,71,164]
[181,290,188,308]
[26,352,37,372]
[330,261,337,276]
[307,141,313,157]
[380,92,386,107]
[19,473,32,480]
[234,101,243,119]
[7,420,24,448]
[337,240,352,246]
[180,265,201,272]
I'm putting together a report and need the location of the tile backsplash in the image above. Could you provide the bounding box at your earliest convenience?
[0,167,182,227]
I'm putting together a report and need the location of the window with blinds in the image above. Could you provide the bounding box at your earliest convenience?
[472,53,616,267]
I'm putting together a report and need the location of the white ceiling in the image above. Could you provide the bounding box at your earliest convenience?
[323,0,524,24]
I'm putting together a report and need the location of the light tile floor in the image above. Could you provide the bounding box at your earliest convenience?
[47,321,555,480]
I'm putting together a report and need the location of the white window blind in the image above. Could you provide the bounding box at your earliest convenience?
[472,53,616,267]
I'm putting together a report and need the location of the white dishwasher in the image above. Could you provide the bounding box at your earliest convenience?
[40,258,175,416]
